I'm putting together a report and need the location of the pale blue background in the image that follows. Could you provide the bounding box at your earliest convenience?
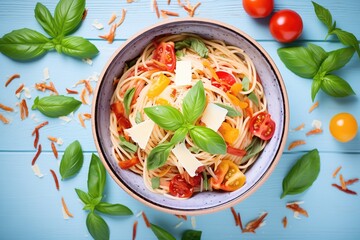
[0,0,359,239]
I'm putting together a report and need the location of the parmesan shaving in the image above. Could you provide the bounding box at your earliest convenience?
[43,67,50,81]
[311,119,322,129]
[174,221,184,229]
[82,58,93,65]
[92,20,104,30]
[191,216,196,229]
[31,164,44,178]
[23,87,31,99]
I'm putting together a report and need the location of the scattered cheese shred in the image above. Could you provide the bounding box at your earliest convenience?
[50,169,60,190]
[99,24,117,44]
[31,144,42,166]
[20,99,29,120]
[142,211,151,228]
[161,10,180,17]
[66,88,79,94]
[311,119,322,129]
[31,164,44,178]
[306,128,323,136]
[153,0,160,18]
[51,142,59,159]
[242,212,268,233]
[132,220,138,240]
[92,19,104,30]
[174,221,184,229]
[191,216,196,229]
[5,73,20,87]
[15,84,25,97]
[339,174,347,190]
[80,88,89,105]
[82,58,93,65]
[43,67,50,81]
[78,113,86,128]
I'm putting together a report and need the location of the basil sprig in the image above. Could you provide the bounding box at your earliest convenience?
[175,38,209,58]
[281,149,320,199]
[59,140,84,179]
[144,81,226,170]
[76,154,133,240]
[32,95,82,118]
[0,0,98,61]
[312,1,360,58]
[214,103,242,117]
[123,87,135,116]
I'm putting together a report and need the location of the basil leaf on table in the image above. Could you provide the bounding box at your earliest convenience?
[311,76,323,101]
[88,154,106,199]
[331,29,360,57]
[170,127,188,145]
[0,28,53,61]
[119,136,138,154]
[277,47,319,78]
[281,149,320,199]
[35,3,58,37]
[86,212,110,240]
[95,202,133,216]
[147,142,174,170]
[123,87,135,116]
[189,126,226,155]
[54,0,85,36]
[58,36,99,58]
[318,47,355,74]
[59,140,84,179]
[150,223,176,240]
[144,106,184,131]
[214,103,242,117]
[321,74,355,98]
[307,43,328,67]
[75,188,92,205]
[32,95,81,117]
[182,81,206,124]
[182,229,202,240]
[311,1,334,32]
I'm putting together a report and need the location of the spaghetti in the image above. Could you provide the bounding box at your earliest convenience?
[109,34,274,198]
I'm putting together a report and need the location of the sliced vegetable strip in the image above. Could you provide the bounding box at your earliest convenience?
[132,220,138,240]
[332,183,357,195]
[61,197,74,217]
[332,166,342,178]
[287,140,306,150]
[0,114,10,124]
[0,103,14,112]
[5,73,20,87]
[31,144,42,165]
[50,169,60,190]
[286,202,308,217]
[32,121,49,135]
[51,142,59,159]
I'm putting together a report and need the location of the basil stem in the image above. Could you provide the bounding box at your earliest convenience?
[182,81,206,124]
[59,140,84,179]
[88,154,106,199]
[214,103,242,117]
[189,126,226,155]
[144,106,185,131]
[86,212,110,240]
[281,149,320,199]
[95,202,133,216]
[150,223,176,240]
[123,87,135,116]
[182,230,202,240]
[35,3,58,38]
[32,95,82,118]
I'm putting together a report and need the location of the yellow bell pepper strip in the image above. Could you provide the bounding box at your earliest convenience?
[218,122,239,144]
[147,73,171,99]
[155,98,170,106]
[230,82,242,96]
[202,60,219,81]
[210,160,246,191]
[226,92,248,109]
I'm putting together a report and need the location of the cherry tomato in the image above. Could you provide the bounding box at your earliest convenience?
[249,112,275,141]
[153,42,176,72]
[182,171,202,187]
[329,112,358,142]
[211,71,237,92]
[118,157,139,169]
[147,74,171,99]
[169,174,194,198]
[242,0,274,18]
[210,160,246,191]
[227,145,247,157]
[111,102,132,131]
[269,9,303,43]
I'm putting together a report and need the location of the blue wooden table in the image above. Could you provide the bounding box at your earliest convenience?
[1,0,359,239]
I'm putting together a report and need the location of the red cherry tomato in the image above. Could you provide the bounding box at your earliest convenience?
[153,42,176,72]
[211,71,236,92]
[227,145,247,157]
[242,0,274,18]
[249,112,276,141]
[269,9,303,43]
[169,174,194,198]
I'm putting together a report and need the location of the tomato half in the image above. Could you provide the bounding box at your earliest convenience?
[153,42,176,72]
[210,160,246,192]
[169,174,194,198]
[269,9,303,43]
[211,71,236,92]
[111,102,131,131]
[242,0,274,18]
[227,146,247,157]
[329,112,358,142]
[249,112,275,141]
[182,171,202,187]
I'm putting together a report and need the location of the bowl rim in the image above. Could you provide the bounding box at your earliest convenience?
[91,17,289,215]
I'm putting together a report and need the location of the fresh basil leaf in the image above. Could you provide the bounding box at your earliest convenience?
[321,74,355,97]
[144,106,184,131]
[119,136,138,154]
[170,127,188,145]
[75,188,92,205]
[0,28,52,61]
[88,154,106,199]
[54,0,85,36]
[241,137,263,163]
[150,223,176,240]
[189,146,201,154]
[214,103,242,117]
[307,43,328,67]
[311,76,323,101]
[247,92,259,107]
[86,212,110,240]
[312,1,333,31]
[182,81,206,124]
[331,29,360,58]
[31,95,81,118]
[281,149,320,198]
[202,171,208,190]
[123,87,135,116]
[241,77,250,91]
[135,111,143,124]
[151,177,160,189]
[277,47,319,78]
[59,140,84,179]
[182,229,202,240]
[35,3,58,37]
[176,50,185,60]
[95,202,133,216]
[189,126,226,154]
[83,196,102,211]
[319,47,355,74]
[147,142,174,170]
[175,38,208,58]
[58,36,99,58]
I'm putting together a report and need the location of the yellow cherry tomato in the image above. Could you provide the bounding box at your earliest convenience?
[218,122,239,145]
[329,112,358,142]
[147,74,170,99]
[210,160,246,191]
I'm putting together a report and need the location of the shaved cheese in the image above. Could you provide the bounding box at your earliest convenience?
[56,138,64,145]
[174,221,184,229]
[175,61,192,86]
[43,67,50,81]
[191,216,196,229]
[23,87,31,99]
[59,116,72,123]
[82,58,93,65]
[180,55,204,70]
[201,103,228,131]
[31,164,44,178]
[312,119,322,129]
[124,119,155,149]
[92,19,104,29]
[172,142,203,177]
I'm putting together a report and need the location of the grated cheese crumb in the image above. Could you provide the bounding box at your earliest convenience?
[136,211,143,218]
[88,72,100,82]
[56,138,64,145]
[92,19,104,30]
[82,58,93,65]
[174,221,184,229]
[312,119,322,129]
[23,87,32,99]
[43,67,50,81]
[191,216,196,229]
[31,164,44,178]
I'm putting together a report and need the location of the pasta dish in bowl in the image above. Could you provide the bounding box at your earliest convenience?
[92,19,289,215]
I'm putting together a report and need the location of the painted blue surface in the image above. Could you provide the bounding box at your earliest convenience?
[0,0,359,239]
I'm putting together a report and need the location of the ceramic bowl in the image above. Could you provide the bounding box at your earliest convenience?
[92,18,289,215]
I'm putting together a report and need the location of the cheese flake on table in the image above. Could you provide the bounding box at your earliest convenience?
[201,103,228,131]
[124,119,155,149]
[175,61,192,86]
[172,142,203,177]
